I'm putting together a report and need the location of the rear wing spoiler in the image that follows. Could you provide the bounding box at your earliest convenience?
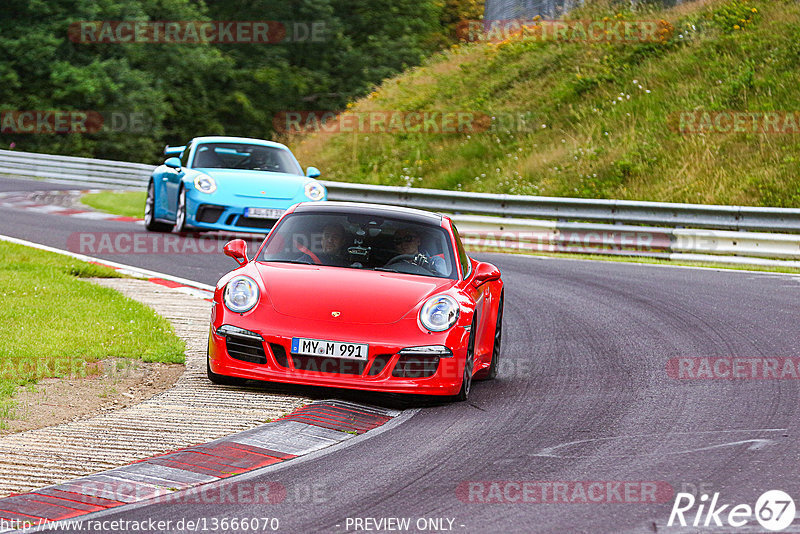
[164,145,186,156]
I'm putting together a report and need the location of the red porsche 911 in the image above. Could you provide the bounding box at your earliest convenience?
[207,201,503,401]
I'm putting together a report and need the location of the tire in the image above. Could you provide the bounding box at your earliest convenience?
[174,186,189,233]
[482,292,503,381]
[453,320,476,402]
[206,350,243,386]
[144,181,172,232]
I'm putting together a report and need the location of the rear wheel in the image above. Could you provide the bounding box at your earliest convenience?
[144,181,172,232]
[482,292,503,381]
[453,320,476,402]
[174,187,189,233]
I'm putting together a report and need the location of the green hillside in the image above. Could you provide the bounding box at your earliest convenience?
[291,0,800,207]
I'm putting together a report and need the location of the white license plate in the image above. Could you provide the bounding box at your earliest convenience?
[245,208,284,219]
[291,337,368,361]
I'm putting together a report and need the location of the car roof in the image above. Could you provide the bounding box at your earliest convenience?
[190,136,291,151]
[293,201,444,225]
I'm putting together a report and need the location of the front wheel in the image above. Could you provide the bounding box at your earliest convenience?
[174,187,189,233]
[453,320,476,402]
[480,292,503,381]
[144,181,172,232]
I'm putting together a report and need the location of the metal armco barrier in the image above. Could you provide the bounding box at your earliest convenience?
[1,148,799,264]
[451,215,800,262]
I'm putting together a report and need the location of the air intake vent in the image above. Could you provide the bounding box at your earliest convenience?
[225,334,267,364]
[269,343,290,368]
[367,355,393,376]
[392,355,440,378]
[197,204,225,223]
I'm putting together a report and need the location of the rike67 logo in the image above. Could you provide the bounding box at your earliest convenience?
[668,490,796,531]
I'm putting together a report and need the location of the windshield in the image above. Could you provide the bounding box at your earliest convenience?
[257,212,457,279]
[191,142,302,174]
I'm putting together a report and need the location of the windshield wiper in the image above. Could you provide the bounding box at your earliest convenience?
[263,259,314,265]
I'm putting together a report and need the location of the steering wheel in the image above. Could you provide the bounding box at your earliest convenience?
[385,254,418,267]
[295,243,322,265]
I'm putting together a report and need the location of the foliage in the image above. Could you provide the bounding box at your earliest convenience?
[292,0,800,207]
[0,0,480,162]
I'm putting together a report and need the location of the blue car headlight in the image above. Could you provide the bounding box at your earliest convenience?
[223,276,259,313]
[194,174,217,194]
[304,181,326,201]
[419,295,460,332]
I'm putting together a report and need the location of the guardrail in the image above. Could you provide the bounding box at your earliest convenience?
[1,148,799,265]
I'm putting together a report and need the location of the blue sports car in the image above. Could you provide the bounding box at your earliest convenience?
[144,136,326,233]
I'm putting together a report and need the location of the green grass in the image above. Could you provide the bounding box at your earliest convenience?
[0,241,185,426]
[81,191,145,218]
[290,0,800,208]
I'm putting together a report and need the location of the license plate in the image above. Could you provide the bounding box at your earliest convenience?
[245,208,284,219]
[291,337,368,361]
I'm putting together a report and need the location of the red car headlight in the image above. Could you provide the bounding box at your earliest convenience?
[223,275,259,313]
[419,295,460,332]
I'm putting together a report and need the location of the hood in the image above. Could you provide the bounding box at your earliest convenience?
[199,169,308,200]
[255,263,456,324]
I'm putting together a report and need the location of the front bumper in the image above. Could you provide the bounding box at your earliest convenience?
[207,316,471,396]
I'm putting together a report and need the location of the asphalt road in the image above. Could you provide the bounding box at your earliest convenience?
[2,176,799,533]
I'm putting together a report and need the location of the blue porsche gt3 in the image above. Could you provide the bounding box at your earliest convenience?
[144,136,326,233]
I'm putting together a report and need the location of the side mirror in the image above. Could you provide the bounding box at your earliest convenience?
[471,262,501,288]
[306,166,321,178]
[224,239,248,266]
[165,157,182,170]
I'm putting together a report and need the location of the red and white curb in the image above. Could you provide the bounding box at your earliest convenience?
[0,401,407,532]
[0,190,140,223]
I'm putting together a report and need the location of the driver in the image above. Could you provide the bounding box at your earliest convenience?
[248,149,274,170]
[392,227,446,274]
[296,223,349,266]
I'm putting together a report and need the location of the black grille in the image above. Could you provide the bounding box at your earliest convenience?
[290,355,366,375]
[197,204,225,223]
[367,355,393,376]
[269,343,290,368]
[225,334,267,364]
[235,216,277,229]
[392,355,440,378]
[225,214,237,225]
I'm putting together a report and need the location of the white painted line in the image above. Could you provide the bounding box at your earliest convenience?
[0,234,215,292]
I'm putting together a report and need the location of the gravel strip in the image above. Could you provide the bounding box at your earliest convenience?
[0,278,310,497]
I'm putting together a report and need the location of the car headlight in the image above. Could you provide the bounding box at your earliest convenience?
[304,181,326,201]
[419,295,460,332]
[223,276,259,313]
[194,174,217,194]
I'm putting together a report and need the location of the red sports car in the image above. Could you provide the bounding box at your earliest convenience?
[207,201,504,401]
